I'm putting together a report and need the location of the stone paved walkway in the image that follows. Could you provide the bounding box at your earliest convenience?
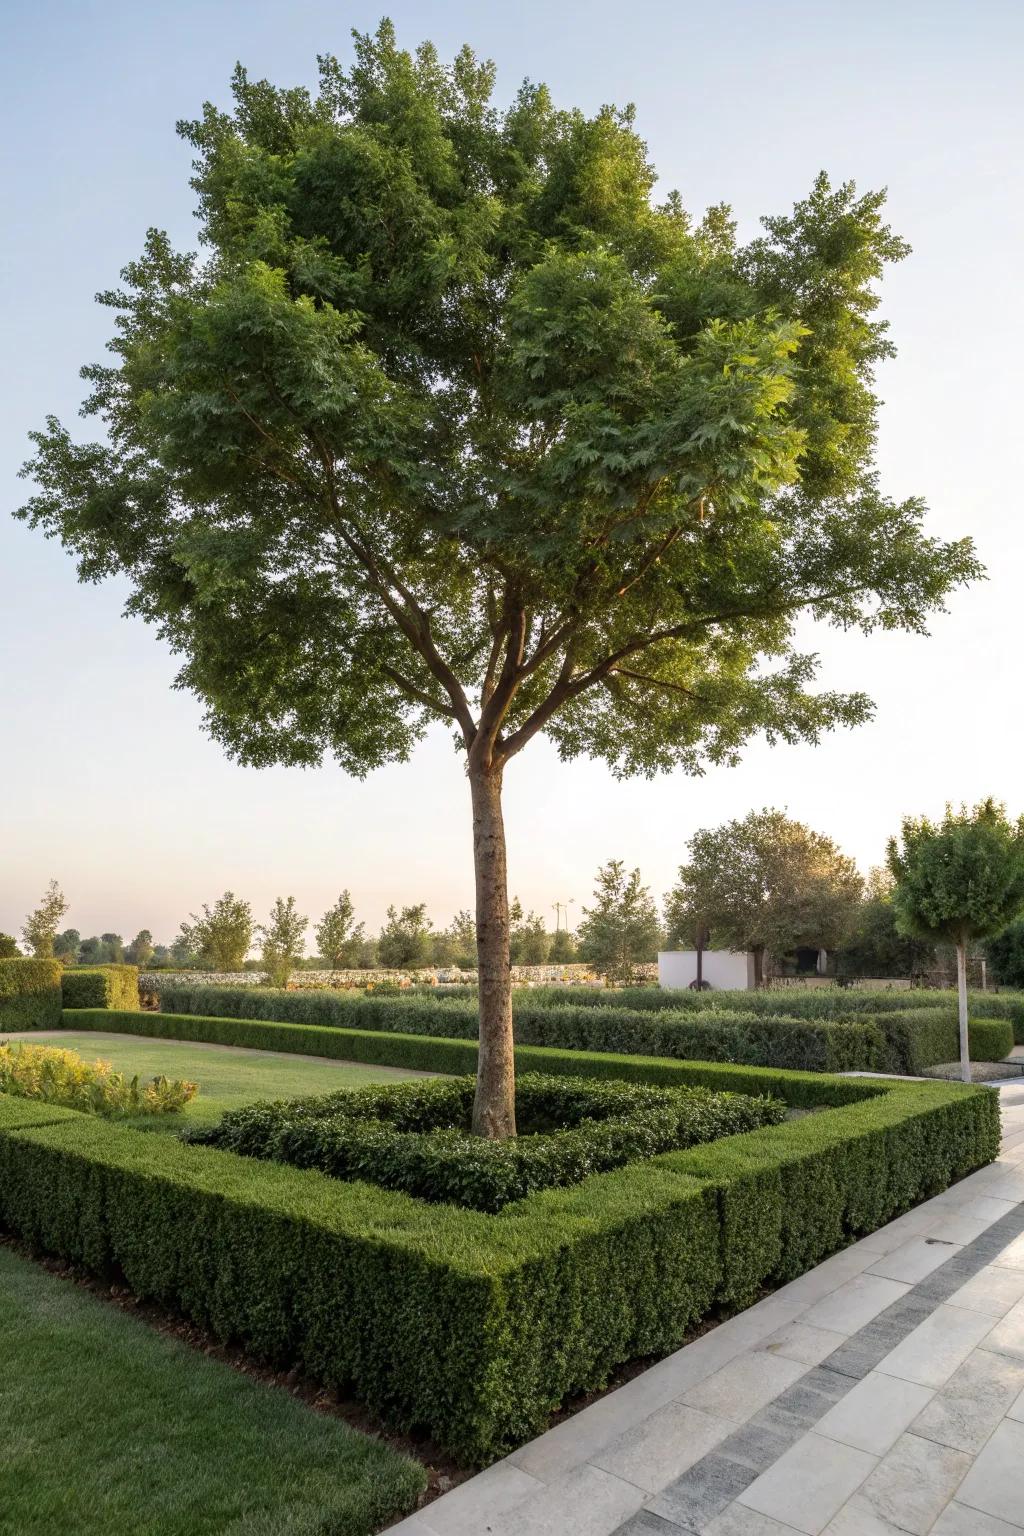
[388,1082,1024,1536]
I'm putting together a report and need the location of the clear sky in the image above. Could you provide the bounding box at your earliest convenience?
[2,0,1021,947]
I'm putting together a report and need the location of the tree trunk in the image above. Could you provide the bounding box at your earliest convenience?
[469,762,516,1138]
[956,939,971,1084]
[695,923,704,990]
[752,946,765,988]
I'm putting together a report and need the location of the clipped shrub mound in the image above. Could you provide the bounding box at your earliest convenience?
[0,958,62,1031]
[0,1042,196,1118]
[61,964,139,1011]
[188,1073,785,1212]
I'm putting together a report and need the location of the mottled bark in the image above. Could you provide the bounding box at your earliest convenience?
[469,762,516,1138]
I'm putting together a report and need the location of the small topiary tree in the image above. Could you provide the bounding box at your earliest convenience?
[888,799,1024,1081]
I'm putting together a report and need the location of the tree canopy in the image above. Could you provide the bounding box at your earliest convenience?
[18,24,977,786]
[22,881,69,960]
[667,809,863,981]
[576,860,661,982]
[887,800,1024,949]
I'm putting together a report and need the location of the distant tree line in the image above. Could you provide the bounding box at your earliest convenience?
[8,803,1024,993]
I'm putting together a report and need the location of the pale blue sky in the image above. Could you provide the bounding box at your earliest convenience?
[2,0,1021,945]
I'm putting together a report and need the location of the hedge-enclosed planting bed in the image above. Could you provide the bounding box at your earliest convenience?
[150,981,1014,1074]
[0,958,62,1031]
[60,965,139,1011]
[2,1011,1000,1463]
[188,1072,786,1212]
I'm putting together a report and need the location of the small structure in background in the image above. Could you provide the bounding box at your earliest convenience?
[658,950,756,991]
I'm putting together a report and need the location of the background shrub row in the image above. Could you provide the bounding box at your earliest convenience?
[152,981,1013,1074]
[0,1048,998,1463]
[60,965,139,1011]
[0,959,62,1031]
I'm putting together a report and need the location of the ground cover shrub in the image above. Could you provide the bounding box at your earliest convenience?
[0,1042,197,1118]
[0,958,62,1030]
[0,1061,997,1464]
[152,981,1009,1073]
[61,965,139,1011]
[188,1073,785,1212]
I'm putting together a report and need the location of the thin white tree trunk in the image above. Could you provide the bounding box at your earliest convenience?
[956,940,971,1084]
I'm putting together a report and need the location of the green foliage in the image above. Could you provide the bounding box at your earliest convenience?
[0,934,20,959]
[377,903,434,969]
[576,860,661,982]
[836,868,935,978]
[667,809,863,976]
[16,23,977,797]
[149,980,1001,1074]
[509,900,550,966]
[888,799,1024,947]
[61,965,139,1011]
[548,929,578,963]
[0,958,62,1029]
[176,891,253,970]
[190,1073,784,1212]
[53,928,80,961]
[124,929,155,967]
[314,891,367,969]
[0,1041,197,1117]
[987,920,1024,990]
[0,1052,996,1461]
[21,880,69,959]
[258,895,308,987]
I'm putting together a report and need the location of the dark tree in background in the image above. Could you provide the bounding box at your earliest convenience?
[18,24,979,1135]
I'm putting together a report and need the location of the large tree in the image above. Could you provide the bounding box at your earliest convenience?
[667,809,864,985]
[17,25,979,1135]
[888,800,1024,1081]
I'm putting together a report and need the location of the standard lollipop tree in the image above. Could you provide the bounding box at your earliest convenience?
[888,800,1024,1082]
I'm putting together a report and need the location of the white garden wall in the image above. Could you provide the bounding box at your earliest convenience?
[658,949,756,991]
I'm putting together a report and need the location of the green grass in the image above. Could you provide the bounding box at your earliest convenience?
[3,1030,437,1133]
[0,1243,426,1535]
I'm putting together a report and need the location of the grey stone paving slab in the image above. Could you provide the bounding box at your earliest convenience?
[416,1462,544,1536]
[853,1431,972,1534]
[930,1501,1024,1533]
[799,1275,910,1335]
[910,1346,1024,1454]
[814,1371,934,1456]
[873,1303,994,1388]
[589,1403,733,1494]
[705,1507,802,1534]
[953,1417,1024,1526]
[646,1453,755,1531]
[948,1263,1024,1317]
[734,1430,876,1534]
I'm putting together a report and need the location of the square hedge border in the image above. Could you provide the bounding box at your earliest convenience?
[0,1010,1001,1465]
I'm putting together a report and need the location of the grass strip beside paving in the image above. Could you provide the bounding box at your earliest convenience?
[0,1242,426,1536]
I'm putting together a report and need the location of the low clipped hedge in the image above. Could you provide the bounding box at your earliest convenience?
[188,1073,786,1212]
[151,982,1012,1073]
[60,965,139,1012]
[0,958,62,1031]
[0,1034,997,1463]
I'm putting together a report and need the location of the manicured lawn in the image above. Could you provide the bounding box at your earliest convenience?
[0,1243,426,1535]
[2,1030,438,1133]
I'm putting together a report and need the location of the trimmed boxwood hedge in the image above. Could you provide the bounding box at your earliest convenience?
[189,1073,786,1212]
[60,965,139,1012]
[151,982,1013,1073]
[0,1037,997,1463]
[64,1008,886,1108]
[0,958,62,1031]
